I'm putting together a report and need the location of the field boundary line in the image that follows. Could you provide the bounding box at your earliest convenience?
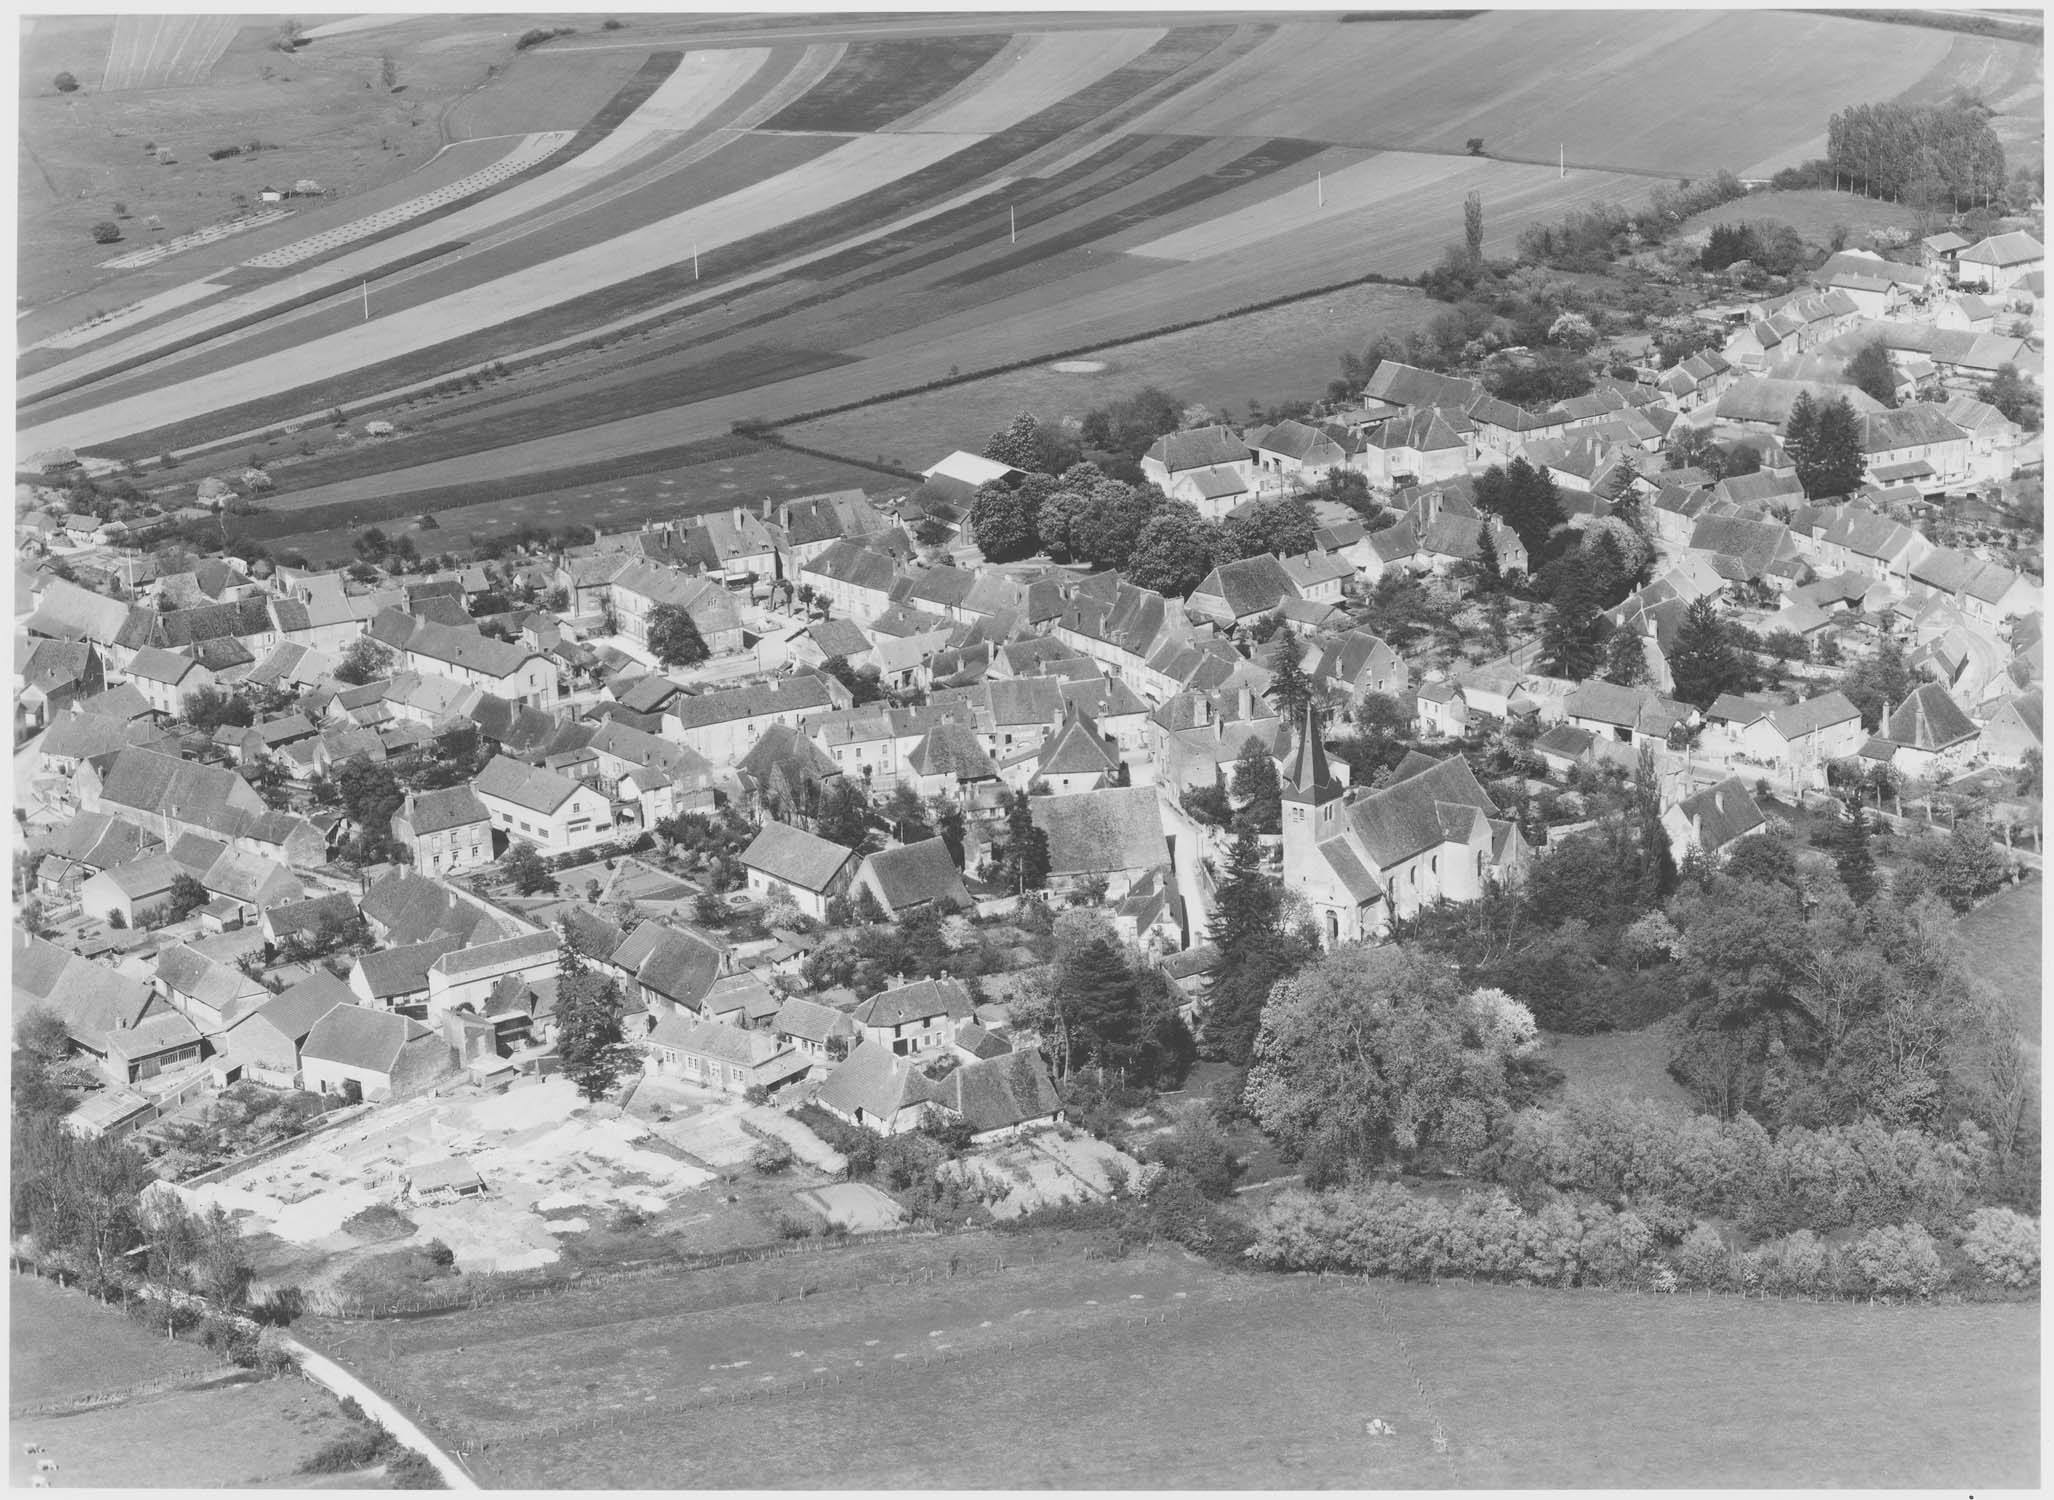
[279,1335,477,1490]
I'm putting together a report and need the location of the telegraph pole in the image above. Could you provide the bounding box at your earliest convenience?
[361,281,368,320]
[1009,205,1016,244]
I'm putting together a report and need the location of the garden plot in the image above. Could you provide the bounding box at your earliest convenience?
[941,1131,1143,1218]
[178,1076,717,1274]
[747,1106,847,1175]
[793,1181,907,1233]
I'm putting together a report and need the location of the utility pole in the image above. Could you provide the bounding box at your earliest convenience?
[1317,169,1324,208]
[361,281,368,320]
[1560,144,1565,179]
[1009,205,1015,244]
[693,242,699,279]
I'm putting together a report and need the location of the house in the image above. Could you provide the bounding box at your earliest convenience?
[700,970,782,1030]
[802,535,907,622]
[812,1041,947,1136]
[739,822,857,919]
[1954,231,2043,294]
[644,1013,809,1096]
[852,837,971,918]
[1415,679,1467,738]
[1247,418,1357,482]
[773,995,859,1065]
[1281,726,1525,943]
[815,1042,1065,1141]
[154,944,267,1034]
[771,491,891,576]
[664,675,845,765]
[1312,630,1408,703]
[1533,723,1598,777]
[1030,702,1123,794]
[30,812,159,898]
[918,450,1025,506]
[473,755,615,853]
[17,637,105,733]
[349,935,464,1015]
[121,645,215,718]
[1359,407,1474,489]
[1662,776,1767,866]
[1977,687,2043,767]
[260,891,361,950]
[609,920,724,1017]
[1882,683,1981,778]
[1861,405,1972,487]
[1140,426,1255,514]
[299,1005,455,1100]
[391,785,494,875]
[850,976,976,1058]
[357,868,503,947]
[944,1050,1065,1141]
[1025,783,1168,900]
[1187,554,1300,630]
[426,929,561,1019]
[605,561,745,658]
[904,719,1005,814]
[219,971,355,1088]
[1764,692,1866,782]
[78,852,184,927]
[12,931,199,1085]
[369,611,562,707]
[1564,680,1693,750]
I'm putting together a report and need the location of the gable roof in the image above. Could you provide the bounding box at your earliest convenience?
[1886,683,1978,750]
[243,970,356,1045]
[1767,691,1861,740]
[943,1049,1064,1133]
[1342,752,1500,871]
[858,838,971,912]
[1028,784,1167,876]
[852,976,975,1030]
[302,1004,435,1074]
[473,755,591,815]
[1193,553,1296,620]
[396,784,490,836]
[740,822,856,891]
[1145,424,1249,473]
[610,920,723,1007]
[1676,776,1766,853]
[355,935,464,998]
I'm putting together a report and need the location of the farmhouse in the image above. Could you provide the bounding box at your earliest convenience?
[852,837,971,918]
[610,921,724,1018]
[663,675,846,764]
[1026,783,1168,900]
[391,785,494,874]
[473,755,615,853]
[1141,426,1255,514]
[300,1005,455,1101]
[1662,777,1768,866]
[219,972,355,1088]
[739,821,857,920]
[850,976,977,1058]
[644,1014,808,1096]
[1953,231,2043,293]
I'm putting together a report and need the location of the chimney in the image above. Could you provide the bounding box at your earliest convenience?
[732,507,745,530]
[1237,683,1254,721]
[761,495,773,520]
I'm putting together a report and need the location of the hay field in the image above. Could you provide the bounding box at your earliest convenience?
[1130,12,1964,178]
[759,33,1009,133]
[99,14,245,92]
[453,1272,2037,1489]
[10,1274,223,1404]
[888,28,1166,136]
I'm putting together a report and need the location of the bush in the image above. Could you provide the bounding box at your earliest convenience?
[423,1239,455,1269]
[751,1137,796,1175]
[54,71,79,92]
[514,25,575,49]
[90,221,121,244]
[1672,1223,1738,1290]
[1961,1207,2039,1288]
[1851,1222,1947,1298]
[1745,1228,1835,1295]
[299,1428,394,1474]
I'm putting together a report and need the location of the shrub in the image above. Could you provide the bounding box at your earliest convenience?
[1673,1223,1737,1290]
[90,221,121,244]
[772,1209,818,1240]
[751,1137,796,1175]
[1745,1229,1835,1295]
[1961,1207,2039,1289]
[299,1428,393,1474]
[1851,1222,1948,1298]
[54,71,79,92]
[423,1239,455,1269]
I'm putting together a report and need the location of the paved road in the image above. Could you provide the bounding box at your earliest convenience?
[277,1337,477,1491]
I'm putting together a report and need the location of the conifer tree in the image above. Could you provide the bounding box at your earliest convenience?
[1834,801,1879,906]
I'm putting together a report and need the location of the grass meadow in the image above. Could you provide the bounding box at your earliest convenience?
[1956,877,2043,1044]
[454,1271,2039,1489]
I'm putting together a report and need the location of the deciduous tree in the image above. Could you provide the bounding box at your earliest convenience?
[555,934,641,1104]
[647,604,709,668]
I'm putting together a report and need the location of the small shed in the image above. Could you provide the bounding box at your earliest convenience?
[408,1157,487,1201]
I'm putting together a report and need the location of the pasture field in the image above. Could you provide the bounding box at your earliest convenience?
[781,280,1439,466]
[446,1270,2038,1489]
[10,1273,223,1404]
[1675,188,1921,244]
[442,40,658,140]
[1538,1015,1697,1113]
[1956,877,2043,1044]
[759,33,1010,133]
[9,1374,364,1490]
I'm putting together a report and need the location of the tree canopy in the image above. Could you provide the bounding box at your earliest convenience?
[647,604,710,668]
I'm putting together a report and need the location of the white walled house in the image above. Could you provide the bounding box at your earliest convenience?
[473,755,615,853]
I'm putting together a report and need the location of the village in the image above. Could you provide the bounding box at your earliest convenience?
[12,208,2046,1338]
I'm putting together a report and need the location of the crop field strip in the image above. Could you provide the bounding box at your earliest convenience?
[99,13,242,92]
[16,54,694,411]
[757,34,1011,133]
[66,22,1265,463]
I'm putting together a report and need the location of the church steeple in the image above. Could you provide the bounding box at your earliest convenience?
[1281,703,1339,806]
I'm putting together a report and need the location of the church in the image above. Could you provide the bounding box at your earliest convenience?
[1280,710,1528,944]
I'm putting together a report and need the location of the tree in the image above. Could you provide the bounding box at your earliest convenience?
[90,222,121,245]
[1667,596,1747,709]
[1840,638,1917,733]
[336,758,403,847]
[1247,947,1537,1171]
[1265,629,1313,729]
[647,604,709,668]
[54,71,79,92]
[333,636,394,686]
[1058,936,1195,1090]
[1602,627,1650,687]
[1472,457,1566,562]
[1125,505,1217,597]
[983,413,1044,472]
[501,841,557,896]
[1787,393,1866,500]
[998,790,1049,895]
[181,686,253,732]
[1475,524,1502,593]
[815,779,870,849]
[379,52,399,89]
[1221,494,1317,562]
[1979,364,2042,430]
[1067,480,1156,570]
[1463,189,1485,263]
[967,481,1034,562]
[1538,560,1605,681]
[1034,488,1091,562]
[1231,736,1282,834]
[1832,801,1878,905]
[165,873,210,923]
[555,936,640,1104]
[1845,339,1899,409]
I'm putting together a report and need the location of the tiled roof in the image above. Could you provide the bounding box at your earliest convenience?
[1676,776,1765,854]
[1145,424,1249,473]
[858,838,970,911]
[303,1004,435,1074]
[740,821,856,891]
[355,935,464,997]
[474,755,588,815]
[396,784,490,836]
[1028,784,1166,876]
[1886,683,1978,750]
[853,976,975,1030]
